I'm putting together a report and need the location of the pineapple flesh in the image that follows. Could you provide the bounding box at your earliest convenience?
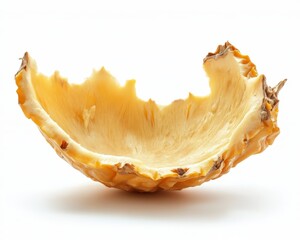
[15,42,286,192]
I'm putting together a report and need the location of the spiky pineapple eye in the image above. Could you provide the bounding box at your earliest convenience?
[15,42,285,192]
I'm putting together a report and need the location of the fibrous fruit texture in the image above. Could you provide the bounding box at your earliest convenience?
[15,42,286,192]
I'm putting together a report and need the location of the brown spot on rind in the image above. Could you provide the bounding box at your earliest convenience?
[117,163,136,175]
[204,42,258,78]
[211,157,223,171]
[261,76,286,121]
[172,168,189,176]
[243,137,249,146]
[60,140,68,150]
[261,104,270,121]
[203,41,236,63]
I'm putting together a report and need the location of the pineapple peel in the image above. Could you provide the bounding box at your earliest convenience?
[15,42,286,192]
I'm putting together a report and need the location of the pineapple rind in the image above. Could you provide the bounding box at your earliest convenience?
[15,43,285,192]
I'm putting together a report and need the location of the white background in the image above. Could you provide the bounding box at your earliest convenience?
[1,0,299,239]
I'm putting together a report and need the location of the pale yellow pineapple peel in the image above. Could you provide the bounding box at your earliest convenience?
[15,42,286,192]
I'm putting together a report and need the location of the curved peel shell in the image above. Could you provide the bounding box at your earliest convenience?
[15,42,286,192]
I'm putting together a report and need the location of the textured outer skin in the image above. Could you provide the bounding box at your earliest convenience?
[15,42,285,192]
